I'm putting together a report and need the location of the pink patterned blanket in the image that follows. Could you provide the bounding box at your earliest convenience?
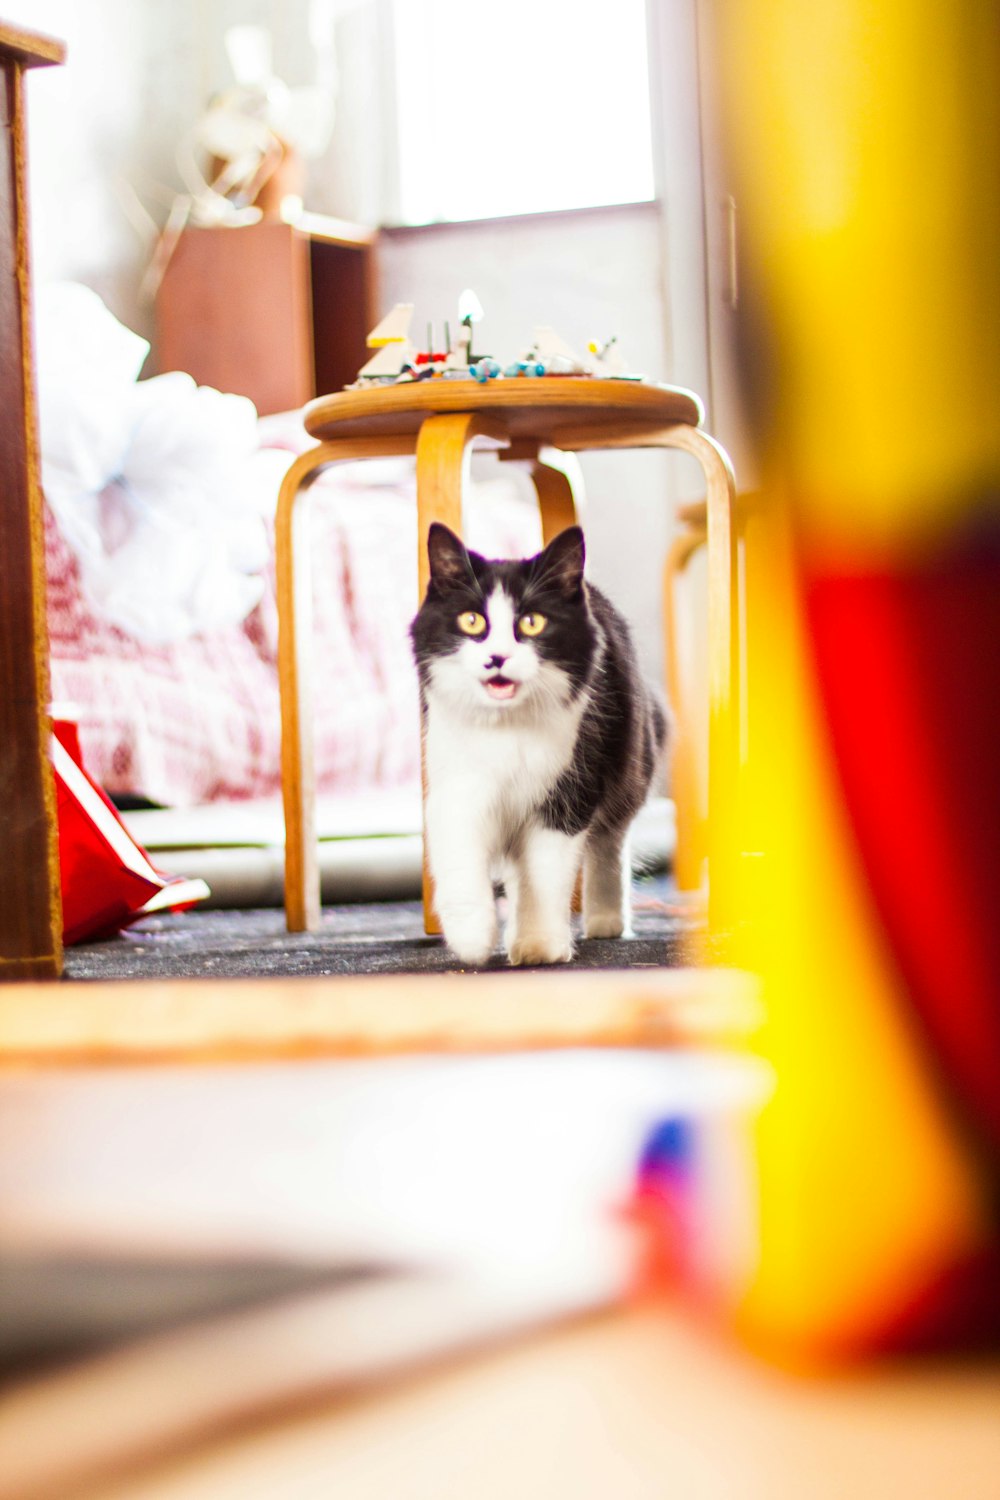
[46,418,539,809]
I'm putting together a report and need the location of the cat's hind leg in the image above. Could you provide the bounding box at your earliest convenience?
[582,823,632,939]
[505,827,584,966]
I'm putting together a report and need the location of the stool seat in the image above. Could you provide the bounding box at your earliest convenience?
[303,377,705,445]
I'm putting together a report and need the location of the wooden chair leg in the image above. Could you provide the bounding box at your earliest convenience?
[277,437,415,934]
[531,447,585,543]
[537,451,584,914]
[656,426,739,934]
[663,524,709,892]
[415,413,509,936]
[276,447,331,934]
[501,445,584,913]
[500,441,585,545]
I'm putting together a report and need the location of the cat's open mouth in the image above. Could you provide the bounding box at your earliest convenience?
[484,675,519,701]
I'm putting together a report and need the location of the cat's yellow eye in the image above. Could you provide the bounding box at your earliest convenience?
[457,610,487,636]
[518,612,547,637]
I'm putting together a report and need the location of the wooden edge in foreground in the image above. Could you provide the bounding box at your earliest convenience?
[0,967,760,1065]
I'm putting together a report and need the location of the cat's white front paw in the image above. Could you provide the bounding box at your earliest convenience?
[442,911,498,967]
[506,929,574,966]
[584,909,627,940]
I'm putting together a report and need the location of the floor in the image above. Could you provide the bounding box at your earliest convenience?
[64,880,697,982]
[56,1302,1000,1500]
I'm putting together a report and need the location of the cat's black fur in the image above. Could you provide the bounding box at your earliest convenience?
[539,580,667,837]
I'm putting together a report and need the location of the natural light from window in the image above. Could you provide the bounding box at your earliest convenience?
[392,0,655,225]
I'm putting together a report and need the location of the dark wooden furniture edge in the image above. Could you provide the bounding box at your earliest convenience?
[0,25,64,979]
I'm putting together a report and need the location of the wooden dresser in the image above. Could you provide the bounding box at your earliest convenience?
[155,214,377,415]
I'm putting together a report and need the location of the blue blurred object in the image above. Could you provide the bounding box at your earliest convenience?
[639,1116,695,1184]
[470,358,500,383]
[502,359,546,378]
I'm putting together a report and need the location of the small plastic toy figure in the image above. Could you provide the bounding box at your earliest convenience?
[504,326,589,377]
[586,335,640,379]
[354,303,416,383]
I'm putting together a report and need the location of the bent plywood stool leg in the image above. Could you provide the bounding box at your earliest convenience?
[415,412,509,934]
[499,440,586,914]
[527,449,586,909]
[655,425,739,934]
[663,517,709,893]
[277,438,415,933]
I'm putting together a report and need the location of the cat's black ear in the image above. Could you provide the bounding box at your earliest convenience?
[426,523,476,591]
[534,526,585,598]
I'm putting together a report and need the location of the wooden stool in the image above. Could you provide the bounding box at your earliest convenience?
[276,378,737,935]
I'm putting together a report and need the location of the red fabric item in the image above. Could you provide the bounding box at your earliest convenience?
[53,720,206,945]
[803,534,1000,1165]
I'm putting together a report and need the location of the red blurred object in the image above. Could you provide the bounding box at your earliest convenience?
[804,533,1000,1167]
[878,1243,1000,1355]
[53,719,208,945]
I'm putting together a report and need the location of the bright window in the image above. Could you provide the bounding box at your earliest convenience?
[391,0,655,224]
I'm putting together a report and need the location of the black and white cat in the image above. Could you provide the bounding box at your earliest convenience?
[410,523,666,967]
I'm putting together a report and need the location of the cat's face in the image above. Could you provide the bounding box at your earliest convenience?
[410,525,595,718]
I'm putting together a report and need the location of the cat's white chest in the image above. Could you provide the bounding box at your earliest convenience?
[424,693,583,838]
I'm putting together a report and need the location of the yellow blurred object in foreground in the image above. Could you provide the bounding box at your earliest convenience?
[705,0,999,1359]
[715,0,1000,555]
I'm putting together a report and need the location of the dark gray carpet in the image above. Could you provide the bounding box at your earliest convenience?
[64,879,698,981]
